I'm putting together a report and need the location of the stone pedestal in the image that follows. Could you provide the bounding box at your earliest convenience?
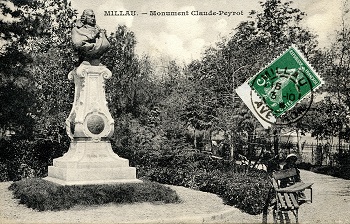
[45,62,141,185]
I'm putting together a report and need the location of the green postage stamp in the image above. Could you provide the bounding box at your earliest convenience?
[248,45,324,117]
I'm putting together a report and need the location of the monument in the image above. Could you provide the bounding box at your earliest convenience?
[45,9,141,185]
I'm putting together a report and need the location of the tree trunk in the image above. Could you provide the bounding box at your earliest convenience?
[194,128,197,149]
[273,128,279,159]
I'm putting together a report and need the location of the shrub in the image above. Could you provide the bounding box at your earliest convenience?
[194,169,272,215]
[9,178,180,211]
[219,171,272,215]
[115,145,273,215]
[143,164,272,215]
[297,162,313,170]
[311,165,350,180]
[0,138,68,181]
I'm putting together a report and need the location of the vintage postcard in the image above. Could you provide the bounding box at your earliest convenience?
[1,0,349,223]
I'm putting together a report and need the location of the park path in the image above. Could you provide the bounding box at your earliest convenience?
[0,170,349,224]
[297,170,350,223]
[244,170,350,224]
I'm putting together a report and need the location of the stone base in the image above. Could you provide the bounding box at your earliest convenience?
[45,140,141,185]
[44,177,142,186]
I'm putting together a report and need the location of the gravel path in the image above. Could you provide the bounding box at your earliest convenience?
[1,170,349,224]
[297,170,350,223]
[258,170,350,224]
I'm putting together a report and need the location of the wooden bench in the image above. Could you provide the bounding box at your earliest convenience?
[271,168,313,223]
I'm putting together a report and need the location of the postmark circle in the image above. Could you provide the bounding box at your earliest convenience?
[250,68,314,125]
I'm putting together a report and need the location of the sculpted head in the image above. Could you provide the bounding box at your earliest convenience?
[81,9,96,26]
[73,9,110,65]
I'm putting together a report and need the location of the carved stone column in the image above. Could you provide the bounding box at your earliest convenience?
[45,62,141,185]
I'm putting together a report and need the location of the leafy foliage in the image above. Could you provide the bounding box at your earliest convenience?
[180,0,319,160]
[114,144,272,215]
[0,0,77,181]
[0,138,68,181]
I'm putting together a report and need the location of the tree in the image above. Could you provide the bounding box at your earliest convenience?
[103,25,148,117]
[316,1,350,155]
[1,0,37,138]
[0,0,77,140]
[183,0,318,159]
[0,0,79,180]
[25,0,76,143]
[232,0,319,159]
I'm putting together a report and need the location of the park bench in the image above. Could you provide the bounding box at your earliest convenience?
[271,168,313,223]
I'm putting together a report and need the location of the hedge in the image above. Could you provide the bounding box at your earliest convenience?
[115,146,273,215]
[9,178,180,211]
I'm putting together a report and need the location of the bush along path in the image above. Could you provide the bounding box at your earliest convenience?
[121,149,273,215]
[8,178,180,211]
[116,147,350,223]
[0,180,263,224]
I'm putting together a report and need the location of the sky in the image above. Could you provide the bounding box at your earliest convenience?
[70,0,346,63]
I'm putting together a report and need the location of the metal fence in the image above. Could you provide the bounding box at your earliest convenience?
[204,137,350,166]
[299,143,350,165]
